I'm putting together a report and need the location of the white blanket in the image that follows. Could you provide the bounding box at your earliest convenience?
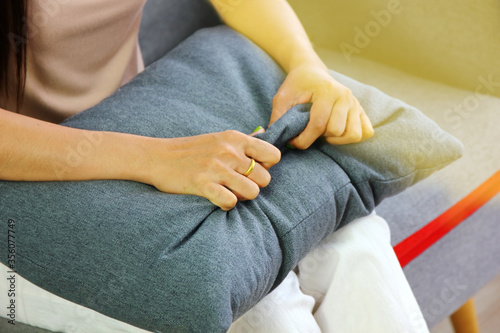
[1,213,429,332]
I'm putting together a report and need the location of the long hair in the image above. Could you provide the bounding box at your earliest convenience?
[0,0,28,111]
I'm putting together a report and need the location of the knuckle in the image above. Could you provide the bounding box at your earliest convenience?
[202,182,219,199]
[218,147,239,162]
[221,130,243,142]
[273,149,282,164]
[222,196,238,211]
[273,90,287,103]
[204,184,237,211]
[365,127,375,139]
[265,147,281,165]
[206,157,224,172]
[326,124,344,137]
[324,82,337,94]
[346,130,363,143]
[339,86,353,99]
[309,119,327,134]
[246,185,260,201]
[261,172,272,187]
[293,138,310,150]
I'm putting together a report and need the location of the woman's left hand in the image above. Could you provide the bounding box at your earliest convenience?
[269,63,374,149]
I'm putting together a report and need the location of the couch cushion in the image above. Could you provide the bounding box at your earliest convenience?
[0,26,462,332]
[288,0,500,98]
[139,0,221,66]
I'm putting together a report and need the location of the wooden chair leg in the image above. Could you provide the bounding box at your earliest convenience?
[450,298,480,333]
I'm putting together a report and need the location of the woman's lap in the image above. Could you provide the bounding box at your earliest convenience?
[1,212,427,332]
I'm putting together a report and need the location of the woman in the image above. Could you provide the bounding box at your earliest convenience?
[0,0,380,331]
[0,0,373,212]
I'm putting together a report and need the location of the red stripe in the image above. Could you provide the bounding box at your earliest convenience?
[394,170,500,267]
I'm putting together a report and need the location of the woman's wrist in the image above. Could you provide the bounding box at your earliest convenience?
[103,132,162,186]
[278,37,328,73]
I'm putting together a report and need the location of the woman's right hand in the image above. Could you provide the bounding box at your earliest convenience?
[141,130,281,211]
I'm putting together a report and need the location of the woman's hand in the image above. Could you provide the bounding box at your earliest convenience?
[209,0,373,148]
[0,110,278,211]
[141,130,281,211]
[269,63,374,149]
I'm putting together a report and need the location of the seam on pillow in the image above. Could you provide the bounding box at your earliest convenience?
[279,157,457,239]
[280,187,344,239]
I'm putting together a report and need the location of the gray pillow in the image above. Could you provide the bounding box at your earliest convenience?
[0,26,462,332]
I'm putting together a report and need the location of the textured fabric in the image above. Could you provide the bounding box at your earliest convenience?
[393,170,500,267]
[229,212,429,333]
[0,261,151,332]
[0,26,462,332]
[1,0,146,123]
[0,213,428,333]
[315,47,500,244]
[228,270,321,333]
[297,213,428,333]
[313,47,500,328]
[139,0,221,67]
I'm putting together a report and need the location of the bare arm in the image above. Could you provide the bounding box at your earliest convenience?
[210,0,374,148]
[210,0,324,74]
[0,108,146,182]
[0,109,280,210]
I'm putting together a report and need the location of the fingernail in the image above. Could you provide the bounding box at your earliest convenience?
[252,126,264,133]
[286,143,296,150]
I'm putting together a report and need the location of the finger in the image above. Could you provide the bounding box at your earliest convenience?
[289,97,333,149]
[325,102,363,145]
[239,159,272,188]
[324,93,353,137]
[244,136,281,169]
[229,158,271,201]
[219,130,280,169]
[360,110,375,140]
[203,182,239,211]
[203,153,263,207]
[345,103,363,143]
[249,126,265,137]
[269,89,294,126]
[222,170,261,201]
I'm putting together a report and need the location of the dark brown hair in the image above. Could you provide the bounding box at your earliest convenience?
[0,0,28,111]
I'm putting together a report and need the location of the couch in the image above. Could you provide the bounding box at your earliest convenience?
[287,0,500,330]
[1,0,498,331]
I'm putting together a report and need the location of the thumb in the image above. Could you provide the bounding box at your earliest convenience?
[269,89,294,127]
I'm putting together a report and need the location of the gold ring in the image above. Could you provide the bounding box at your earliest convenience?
[243,159,256,177]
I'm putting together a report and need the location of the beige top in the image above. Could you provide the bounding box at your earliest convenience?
[3,0,146,123]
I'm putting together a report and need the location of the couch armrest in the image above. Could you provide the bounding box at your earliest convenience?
[289,0,500,97]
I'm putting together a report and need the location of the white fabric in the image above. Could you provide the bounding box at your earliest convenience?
[0,266,150,332]
[229,212,429,333]
[0,213,428,332]
[228,271,321,333]
[298,212,429,333]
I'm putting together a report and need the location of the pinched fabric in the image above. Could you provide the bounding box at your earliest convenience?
[0,26,462,332]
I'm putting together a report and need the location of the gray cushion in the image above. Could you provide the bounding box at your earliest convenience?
[0,26,462,332]
[139,0,221,66]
